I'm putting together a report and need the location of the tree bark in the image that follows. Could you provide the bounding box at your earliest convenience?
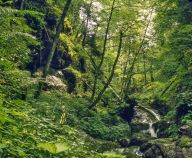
[90,31,123,108]
[43,0,72,77]
[91,0,116,100]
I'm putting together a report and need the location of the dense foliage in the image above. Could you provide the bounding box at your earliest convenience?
[0,0,192,157]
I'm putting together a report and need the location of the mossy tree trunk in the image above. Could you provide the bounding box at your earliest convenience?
[90,31,123,108]
[43,0,72,78]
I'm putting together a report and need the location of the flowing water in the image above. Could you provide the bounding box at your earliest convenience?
[133,105,160,156]
[148,122,157,138]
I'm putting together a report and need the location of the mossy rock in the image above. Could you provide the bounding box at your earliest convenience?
[64,67,81,78]
[150,138,174,144]
[59,33,77,60]
[130,132,151,146]
[131,123,149,132]
[140,138,182,158]
[153,121,171,138]
[123,147,142,158]
[178,136,192,148]
[102,151,125,158]
[62,67,81,93]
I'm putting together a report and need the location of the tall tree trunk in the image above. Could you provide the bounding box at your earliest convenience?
[91,0,116,100]
[90,31,123,108]
[43,0,72,77]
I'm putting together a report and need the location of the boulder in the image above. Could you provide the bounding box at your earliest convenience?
[140,138,176,158]
[178,125,192,137]
[132,107,152,124]
[131,123,149,133]
[140,137,192,158]
[153,121,170,138]
[129,133,151,146]
[45,75,67,90]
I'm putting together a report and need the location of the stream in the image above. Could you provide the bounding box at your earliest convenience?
[115,105,161,157]
[149,122,157,138]
[136,105,160,138]
[134,105,161,156]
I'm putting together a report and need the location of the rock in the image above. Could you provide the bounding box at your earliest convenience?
[143,145,164,158]
[178,125,192,137]
[153,121,170,138]
[132,107,152,124]
[124,147,142,158]
[45,75,67,90]
[140,137,192,158]
[140,138,175,158]
[131,123,149,133]
[130,133,151,146]
[182,147,192,158]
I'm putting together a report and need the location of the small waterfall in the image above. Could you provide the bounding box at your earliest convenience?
[148,122,157,138]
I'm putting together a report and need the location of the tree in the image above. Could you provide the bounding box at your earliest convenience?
[43,0,72,77]
[91,0,116,100]
[90,31,123,108]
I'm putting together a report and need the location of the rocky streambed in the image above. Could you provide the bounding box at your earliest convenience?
[117,104,192,158]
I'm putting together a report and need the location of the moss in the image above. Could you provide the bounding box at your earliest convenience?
[124,147,141,158]
[178,136,192,148]
[64,66,81,78]
[132,132,150,141]
[59,33,77,58]
[102,151,126,158]
[64,18,72,35]
[150,138,174,144]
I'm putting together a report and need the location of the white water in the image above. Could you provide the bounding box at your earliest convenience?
[148,122,157,138]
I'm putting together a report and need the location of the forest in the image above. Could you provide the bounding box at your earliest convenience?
[0,0,192,157]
